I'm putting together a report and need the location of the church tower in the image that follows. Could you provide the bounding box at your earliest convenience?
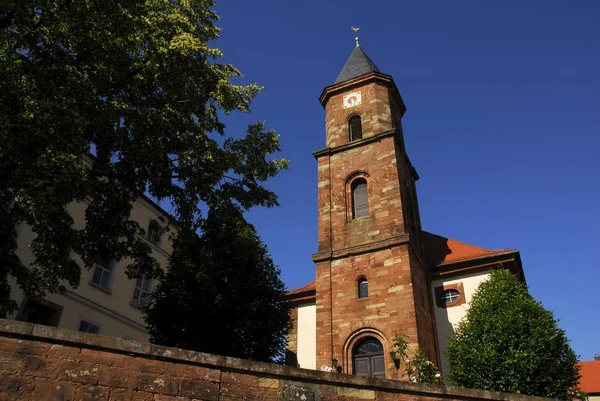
[312,42,439,378]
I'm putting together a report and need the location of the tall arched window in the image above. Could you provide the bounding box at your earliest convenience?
[358,278,368,298]
[349,116,362,142]
[352,179,368,219]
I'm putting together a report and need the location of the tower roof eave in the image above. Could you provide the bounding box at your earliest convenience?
[319,72,406,117]
[422,230,525,283]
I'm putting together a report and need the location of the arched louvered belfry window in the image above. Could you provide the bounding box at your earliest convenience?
[349,115,362,142]
[352,179,369,219]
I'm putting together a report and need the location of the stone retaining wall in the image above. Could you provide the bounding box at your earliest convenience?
[0,319,550,401]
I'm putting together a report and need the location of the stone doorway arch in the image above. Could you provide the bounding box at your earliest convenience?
[342,328,389,378]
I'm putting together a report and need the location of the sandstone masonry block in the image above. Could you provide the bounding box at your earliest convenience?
[23,354,61,379]
[99,366,140,389]
[337,387,375,400]
[0,374,35,401]
[48,343,81,360]
[153,395,192,401]
[59,359,102,385]
[166,361,220,382]
[125,355,165,374]
[79,348,126,367]
[0,349,26,372]
[179,377,219,400]
[31,379,78,401]
[76,384,110,401]
[138,372,179,396]
[108,389,154,401]
[0,336,50,356]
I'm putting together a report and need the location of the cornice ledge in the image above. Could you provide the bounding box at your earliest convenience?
[312,233,410,263]
[431,253,521,280]
[319,72,394,105]
[313,129,396,159]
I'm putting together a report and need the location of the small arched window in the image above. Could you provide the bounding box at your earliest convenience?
[434,283,465,308]
[349,115,362,142]
[358,278,369,299]
[352,179,369,219]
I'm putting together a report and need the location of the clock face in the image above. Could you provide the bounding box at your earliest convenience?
[343,91,362,109]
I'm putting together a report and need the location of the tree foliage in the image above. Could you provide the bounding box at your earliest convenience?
[0,0,287,316]
[447,269,580,399]
[144,205,290,362]
[390,334,442,385]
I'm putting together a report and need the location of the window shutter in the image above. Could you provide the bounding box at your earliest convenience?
[353,182,369,219]
[349,116,362,141]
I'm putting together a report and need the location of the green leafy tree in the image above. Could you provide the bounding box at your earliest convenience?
[0,0,287,316]
[447,269,580,399]
[144,205,290,362]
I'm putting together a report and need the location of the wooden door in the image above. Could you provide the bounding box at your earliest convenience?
[353,338,385,378]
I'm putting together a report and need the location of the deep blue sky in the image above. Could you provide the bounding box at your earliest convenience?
[212,1,599,361]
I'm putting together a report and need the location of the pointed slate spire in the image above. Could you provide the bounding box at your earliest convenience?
[334,46,381,84]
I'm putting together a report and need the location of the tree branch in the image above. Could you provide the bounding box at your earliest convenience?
[89,171,182,180]
[96,67,143,98]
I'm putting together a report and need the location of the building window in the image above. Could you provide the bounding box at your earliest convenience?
[78,320,100,334]
[16,298,63,327]
[434,283,466,308]
[132,276,152,308]
[441,289,460,304]
[358,278,369,299]
[147,219,162,246]
[352,179,369,219]
[91,258,114,291]
[349,115,362,142]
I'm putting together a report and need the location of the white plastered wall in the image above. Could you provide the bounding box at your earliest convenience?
[431,271,490,376]
[297,302,316,369]
[7,195,173,341]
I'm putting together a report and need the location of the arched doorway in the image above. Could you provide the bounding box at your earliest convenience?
[353,338,385,378]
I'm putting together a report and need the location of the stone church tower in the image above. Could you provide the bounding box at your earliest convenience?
[286,42,524,380]
[310,44,438,379]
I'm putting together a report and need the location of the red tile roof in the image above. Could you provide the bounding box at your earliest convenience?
[286,232,517,296]
[422,231,515,266]
[287,281,316,295]
[578,361,600,394]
